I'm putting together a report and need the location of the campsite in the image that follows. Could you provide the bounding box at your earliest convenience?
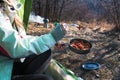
[27,0,120,79]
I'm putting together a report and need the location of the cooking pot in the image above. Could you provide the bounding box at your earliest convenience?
[69,38,92,54]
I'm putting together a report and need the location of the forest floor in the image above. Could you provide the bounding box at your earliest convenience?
[27,22,120,80]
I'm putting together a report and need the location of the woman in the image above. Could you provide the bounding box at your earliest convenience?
[0,0,66,80]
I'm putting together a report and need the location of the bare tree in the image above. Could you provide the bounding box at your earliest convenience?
[112,0,120,29]
[100,0,120,29]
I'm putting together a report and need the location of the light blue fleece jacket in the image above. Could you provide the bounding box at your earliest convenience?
[0,11,65,80]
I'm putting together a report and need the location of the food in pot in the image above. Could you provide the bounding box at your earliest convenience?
[70,40,90,50]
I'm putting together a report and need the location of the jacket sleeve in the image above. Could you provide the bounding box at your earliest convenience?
[0,13,56,58]
[0,26,56,58]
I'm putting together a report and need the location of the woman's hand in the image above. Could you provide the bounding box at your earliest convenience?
[50,23,66,42]
[59,23,67,35]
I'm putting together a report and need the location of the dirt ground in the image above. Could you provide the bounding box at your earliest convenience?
[27,23,120,80]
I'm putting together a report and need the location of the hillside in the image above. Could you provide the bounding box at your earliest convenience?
[27,21,120,80]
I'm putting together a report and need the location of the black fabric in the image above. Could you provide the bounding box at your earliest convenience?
[0,0,4,3]
[12,49,51,75]
[12,74,52,80]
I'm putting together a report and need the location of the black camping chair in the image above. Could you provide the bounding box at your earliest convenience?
[12,74,53,80]
[12,49,52,80]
